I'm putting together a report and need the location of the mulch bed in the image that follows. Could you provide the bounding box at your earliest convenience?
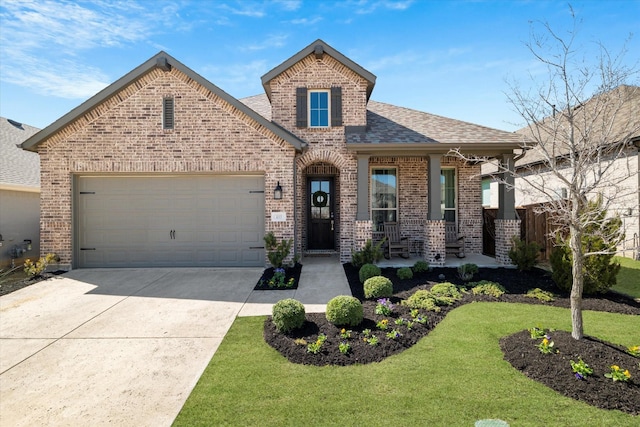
[264,263,640,414]
[253,263,302,290]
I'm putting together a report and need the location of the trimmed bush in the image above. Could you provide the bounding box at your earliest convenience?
[359,263,381,284]
[326,296,363,327]
[272,299,306,333]
[401,290,440,312]
[412,260,429,273]
[457,263,478,281]
[470,280,506,298]
[508,237,540,271]
[363,276,393,299]
[525,288,556,302]
[397,267,413,280]
[430,282,463,300]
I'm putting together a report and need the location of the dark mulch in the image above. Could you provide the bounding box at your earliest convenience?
[263,263,640,414]
[253,263,302,290]
[0,270,66,297]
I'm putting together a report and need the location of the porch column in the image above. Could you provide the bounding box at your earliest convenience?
[426,154,445,266]
[496,152,519,265]
[427,154,442,220]
[356,154,370,221]
[497,153,516,220]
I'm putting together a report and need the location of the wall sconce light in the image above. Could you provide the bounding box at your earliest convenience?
[274,181,283,200]
[24,239,32,251]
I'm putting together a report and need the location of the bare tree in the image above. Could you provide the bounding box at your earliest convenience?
[453,8,639,339]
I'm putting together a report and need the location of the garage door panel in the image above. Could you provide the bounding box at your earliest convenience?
[77,175,265,268]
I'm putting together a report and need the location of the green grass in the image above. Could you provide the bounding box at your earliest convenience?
[613,257,640,299]
[174,303,640,427]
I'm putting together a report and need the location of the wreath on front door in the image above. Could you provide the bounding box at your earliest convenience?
[312,190,328,207]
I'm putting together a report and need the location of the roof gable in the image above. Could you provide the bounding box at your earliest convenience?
[21,52,304,152]
[261,39,376,102]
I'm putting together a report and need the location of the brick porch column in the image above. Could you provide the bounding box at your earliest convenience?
[425,220,446,267]
[495,219,520,265]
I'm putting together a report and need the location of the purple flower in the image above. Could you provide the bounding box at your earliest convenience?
[575,373,584,380]
[274,268,285,275]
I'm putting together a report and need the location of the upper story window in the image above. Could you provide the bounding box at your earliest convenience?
[309,90,330,127]
[296,87,342,128]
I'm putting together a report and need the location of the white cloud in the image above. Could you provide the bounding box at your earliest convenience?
[241,34,289,51]
[290,16,323,25]
[218,2,265,18]
[354,0,414,14]
[272,0,302,11]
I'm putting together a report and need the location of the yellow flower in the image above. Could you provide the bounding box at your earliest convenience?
[341,328,346,334]
[542,338,548,345]
[611,365,620,371]
[624,370,631,378]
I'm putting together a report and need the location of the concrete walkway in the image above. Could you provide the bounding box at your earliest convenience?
[0,256,350,427]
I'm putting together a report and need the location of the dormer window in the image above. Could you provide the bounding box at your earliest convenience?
[296,87,342,128]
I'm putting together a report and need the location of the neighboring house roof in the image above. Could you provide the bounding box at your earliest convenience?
[261,39,377,102]
[21,52,305,153]
[515,84,640,167]
[0,117,40,191]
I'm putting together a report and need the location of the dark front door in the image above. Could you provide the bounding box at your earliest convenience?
[308,178,335,250]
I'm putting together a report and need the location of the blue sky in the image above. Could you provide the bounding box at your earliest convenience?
[1,0,638,131]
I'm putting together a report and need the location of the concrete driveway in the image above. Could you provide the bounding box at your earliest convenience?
[0,268,263,427]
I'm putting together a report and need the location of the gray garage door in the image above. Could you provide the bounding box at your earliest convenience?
[76,175,265,268]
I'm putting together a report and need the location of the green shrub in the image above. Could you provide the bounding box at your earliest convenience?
[351,239,385,268]
[264,232,292,268]
[508,237,541,271]
[430,282,463,300]
[363,276,393,299]
[525,288,556,302]
[457,263,478,281]
[23,253,58,278]
[412,260,429,273]
[470,280,506,298]
[550,199,622,294]
[359,263,381,284]
[401,290,440,312]
[271,299,306,333]
[326,296,363,327]
[397,267,413,280]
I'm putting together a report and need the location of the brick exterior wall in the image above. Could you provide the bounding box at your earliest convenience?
[495,219,520,265]
[425,220,446,266]
[269,53,369,263]
[37,67,297,268]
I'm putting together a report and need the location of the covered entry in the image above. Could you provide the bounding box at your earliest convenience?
[75,175,265,268]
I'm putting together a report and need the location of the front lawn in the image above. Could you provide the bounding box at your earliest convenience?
[174,303,639,426]
[613,257,640,299]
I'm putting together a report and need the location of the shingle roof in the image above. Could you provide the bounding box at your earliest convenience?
[0,117,40,190]
[351,101,523,145]
[241,94,524,154]
[514,84,640,167]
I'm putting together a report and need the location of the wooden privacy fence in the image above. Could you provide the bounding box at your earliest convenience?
[483,204,556,260]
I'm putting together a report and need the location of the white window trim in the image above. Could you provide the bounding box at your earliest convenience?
[441,167,457,223]
[370,166,398,231]
[308,89,331,128]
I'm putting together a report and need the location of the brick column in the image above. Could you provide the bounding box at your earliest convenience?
[352,220,373,263]
[495,219,520,265]
[425,220,446,267]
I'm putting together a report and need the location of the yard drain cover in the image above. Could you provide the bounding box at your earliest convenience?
[475,420,509,427]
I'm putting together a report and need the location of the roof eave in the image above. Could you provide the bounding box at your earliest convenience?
[346,142,523,157]
[21,52,305,153]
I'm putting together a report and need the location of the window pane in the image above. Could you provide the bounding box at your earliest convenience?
[309,91,329,127]
[371,169,397,209]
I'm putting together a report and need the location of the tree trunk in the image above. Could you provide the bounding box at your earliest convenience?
[569,224,584,340]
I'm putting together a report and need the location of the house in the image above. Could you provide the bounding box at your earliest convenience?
[21,39,524,270]
[482,85,640,259]
[1,117,41,269]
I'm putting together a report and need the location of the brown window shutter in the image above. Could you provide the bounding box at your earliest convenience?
[331,87,342,126]
[296,87,307,128]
